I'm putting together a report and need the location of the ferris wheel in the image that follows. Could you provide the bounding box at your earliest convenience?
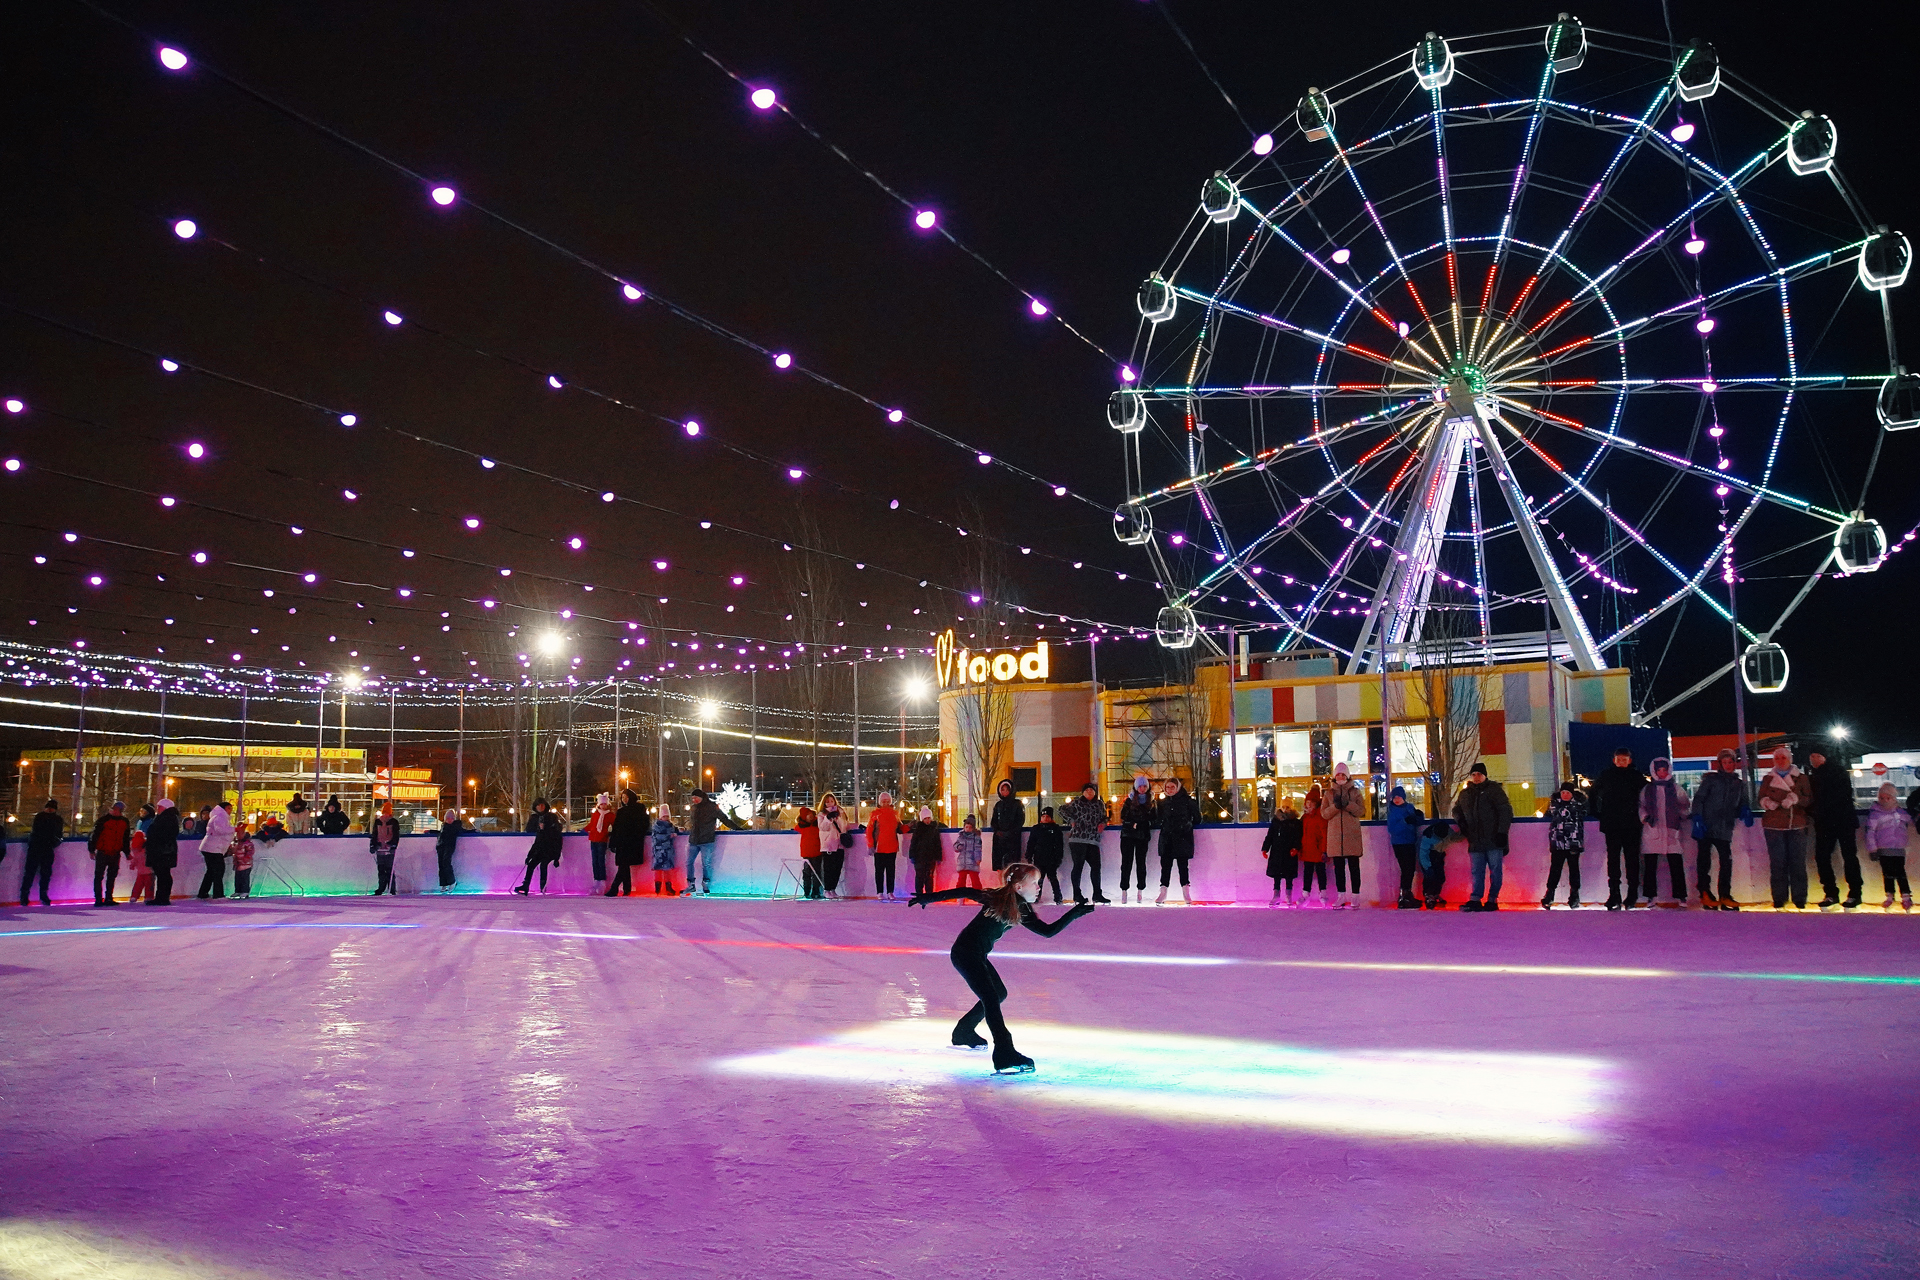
[1111,19,1912,718]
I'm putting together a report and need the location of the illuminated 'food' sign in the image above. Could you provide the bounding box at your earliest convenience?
[935,628,1049,688]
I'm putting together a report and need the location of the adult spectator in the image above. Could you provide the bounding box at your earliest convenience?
[1807,748,1864,911]
[255,813,288,849]
[436,807,475,893]
[604,789,648,898]
[144,798,180,905]
[1061,782,1111,905]
[515,798,563,895]
[1756,744,1812,910]
[87,800,131,907]
[369,801,402,895]
[127,803,156,905]
[817,793,851,899]
[1590,748,1650,910]
[585,793,615,895]
[285,792,311,835]
[1321,762,1368,909]
[316,796,350,836]
[1025,806,1066,905]
[866,792,901,900]
[1452,762,1513,912]
[1384,785,1425,909]
[795,801,824,900]
[685,788,726,895]
[989,781,1025,876]
[1117,775,1156,905]
[195,801,233,900]
[22,802,66,901]
[1639,757,1691,907]
[1155,778,1202,904]
[1692,749,1747,911]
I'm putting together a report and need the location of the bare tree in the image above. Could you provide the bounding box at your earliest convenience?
[779,501,846,802]
[948,500,1021,815]
[1390,587,1497,810]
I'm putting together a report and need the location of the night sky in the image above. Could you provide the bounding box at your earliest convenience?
[3,0,1914,776]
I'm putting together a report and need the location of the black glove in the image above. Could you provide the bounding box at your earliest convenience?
[907,893,931,909]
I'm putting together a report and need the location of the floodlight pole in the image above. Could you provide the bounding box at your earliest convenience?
[851,659,862,816]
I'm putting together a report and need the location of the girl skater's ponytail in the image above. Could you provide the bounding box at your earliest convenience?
[984,863,1038,925]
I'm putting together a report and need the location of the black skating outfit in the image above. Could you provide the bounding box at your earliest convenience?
[911,887,1093,1072]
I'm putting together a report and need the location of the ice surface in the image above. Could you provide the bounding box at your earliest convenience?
[2,895,1916,1278]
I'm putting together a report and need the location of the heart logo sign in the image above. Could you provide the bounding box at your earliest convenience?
[935,629,957,688]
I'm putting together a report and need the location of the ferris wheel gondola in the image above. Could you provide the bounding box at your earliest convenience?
[1110,22,1908,717]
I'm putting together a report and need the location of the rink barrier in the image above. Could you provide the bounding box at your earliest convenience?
[0,818,1820,905]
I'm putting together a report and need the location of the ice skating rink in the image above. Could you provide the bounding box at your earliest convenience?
[2,896,1915,1279]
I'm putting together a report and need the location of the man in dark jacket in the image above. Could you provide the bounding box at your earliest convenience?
[1806,749,1863,910]
[1589,748,1650,910]
[684,789,734,894]
[317,796,350,836]
[1061,782,1111,905]
[1451,763,1514,911]
[22,799,65,906]
[988,780,1025,873]
[144,798,181,904]
[1692,748,1747,909]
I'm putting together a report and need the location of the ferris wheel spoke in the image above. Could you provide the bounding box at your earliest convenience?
[1239,201,1410,344]
[1426,88,1466,356]
[1491,62,1560,272]
[1171,285,1432,378]
[1323,122,1439,330]
[1491,396,1848,524]
[1131,399,1429,508]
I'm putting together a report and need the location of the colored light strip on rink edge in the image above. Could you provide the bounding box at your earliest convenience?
[714,1021,1612,1146]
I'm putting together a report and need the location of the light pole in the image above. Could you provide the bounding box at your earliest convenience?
[559,737,572,825]
[535,630,567,805]
[901,677,929,809]
[341,672,362,819]
[467,776,478,815]
[697,698,718,794]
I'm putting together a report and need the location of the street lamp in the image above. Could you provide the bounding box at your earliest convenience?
[467,776,478,813]
[532,631,567,808]
[900,677,929,809]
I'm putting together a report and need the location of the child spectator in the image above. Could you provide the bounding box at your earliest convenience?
[1298,785,1329,908]
[1384,786,1424,908]
[127,803,155,905]
[1025,807,1067,906]
[953,816,984,890]
[229,823,257,900]
[1542,781,1586,909]
[650,802,680,897]
[1416,818,1456,909]
[1261,800,1301,907]
[1864,782,1913,911]
[908,807,944,897]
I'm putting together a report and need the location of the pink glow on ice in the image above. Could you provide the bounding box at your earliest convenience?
[750,87,777,110]
[157,46,189,71]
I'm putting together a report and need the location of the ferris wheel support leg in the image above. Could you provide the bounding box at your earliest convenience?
[1347,418,1467,674]
[1466,410,1604,672]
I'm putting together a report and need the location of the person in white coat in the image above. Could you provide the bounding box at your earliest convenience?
[195,801,234,899]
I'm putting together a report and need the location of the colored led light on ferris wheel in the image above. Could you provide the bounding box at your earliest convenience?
[1684,237,1706,255]
[1397,321,1411,337]
[1331,248,1352,264]
[1702,381,1719,395]
[1716,484,1731,497]
[1695,316,1716,334]
[1252,133,1275,155]
[1669,120,1696,144]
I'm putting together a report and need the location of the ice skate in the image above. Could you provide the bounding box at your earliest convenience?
[1883,895,1896,910]
[992,1045,1036,1075]
[1843,895,1861,912]
[1180,885,1192,905]
[951,1027,988,1049]
[1720,897,1739,911]
[512,884,529,896]
[1269,892,1284,907]
[1818,895,1840,912]
[1539,895,1553,910]
[1155,887,1167,904]
[1568,895,1581,910]
[1904,894,1913,911]
[1605,893,1622,912]
[1700,889,1719,909]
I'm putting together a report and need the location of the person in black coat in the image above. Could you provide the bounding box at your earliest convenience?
[1589,748,1650,910]
[316,796,350,836]
[434,808,473,892]
[1261,802,1302,906]
[1806,748,1864,909]
[515,798,564,895]
[1117,775,1157,904]
[21,799,64,906]
[1023,807,1067,905]
[988,781,1025,874]
[144,799,181,905]
[907,807,945,897]
[1155,780,1202,902]
[604,789,650,897]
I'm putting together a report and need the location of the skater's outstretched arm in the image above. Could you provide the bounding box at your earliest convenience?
[1021,901,1095,937]
[908,887,988,908]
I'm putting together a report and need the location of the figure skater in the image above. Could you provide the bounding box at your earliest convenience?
[909,861,1094,1074]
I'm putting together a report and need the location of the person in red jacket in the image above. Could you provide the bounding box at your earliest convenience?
[88,801,131,907]
[585,793,615,895]
[795,803,824,899]
[867,793,902,900]
[1298,785,1330,908]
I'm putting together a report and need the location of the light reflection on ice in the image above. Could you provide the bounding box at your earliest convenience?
[716,1022,1611,1146]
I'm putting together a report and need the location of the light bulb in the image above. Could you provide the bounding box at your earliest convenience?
[684,420,700,436]
[1331,247,1351,264]
[1252,133,1274,155]
[772,352,792,369]
[159,496,175,507]
[568,537,584,550]
[430,186,456,206]
[173,219,197,239]
[186,442,205,459]
[1397,321,1410,337]
[547,374,563,389]
[463,517,481,529]
[1054,486,1068,497]
[654,560,668,570]
[157,46,189,71]
[1685,237,1706,255]
[1120,366,1136,383]
[339,413,357,427]
[480,458,495,469]
[887,408,904,423]
[750,87,776,110]
[383,311,403,326]
[977,453,992,465]
[1696,316,1716,334]
[160,359,179,373]
[621,282,644,301]
[3,399,22,414]
[914,209,937,230]
[1670,121,1696,143]
[601,491,615,502]
[1029,299,1049,317]
[788,468,803,479]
